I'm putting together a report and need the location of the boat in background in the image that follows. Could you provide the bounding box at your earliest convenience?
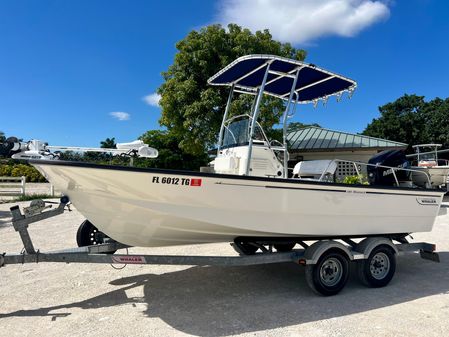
[408,144,449,189]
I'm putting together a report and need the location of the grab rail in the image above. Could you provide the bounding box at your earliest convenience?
[315,159,432,187]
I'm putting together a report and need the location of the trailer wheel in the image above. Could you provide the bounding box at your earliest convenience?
[357,245,396,288]
[76,220,116,254]
[274,243,295,252]
[305,249,350,296]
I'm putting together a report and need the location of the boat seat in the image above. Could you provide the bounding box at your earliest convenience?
[293,160,338,181]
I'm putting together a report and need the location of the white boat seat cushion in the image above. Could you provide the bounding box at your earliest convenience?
[293,160,338,178]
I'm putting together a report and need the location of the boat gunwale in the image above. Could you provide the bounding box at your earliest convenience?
[29,159,446,196]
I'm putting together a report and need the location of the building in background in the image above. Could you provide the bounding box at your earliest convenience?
[287,126,407,180]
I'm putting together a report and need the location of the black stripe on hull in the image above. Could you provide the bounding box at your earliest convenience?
[30,159,445,196]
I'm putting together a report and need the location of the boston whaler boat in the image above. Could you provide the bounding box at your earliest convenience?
[1,55,445,295]
[29,55,444,247]
[408,144,449,189]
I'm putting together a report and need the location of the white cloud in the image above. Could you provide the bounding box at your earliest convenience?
[109,111,130,121]
[143,93,161,107]
[217,0,390,44]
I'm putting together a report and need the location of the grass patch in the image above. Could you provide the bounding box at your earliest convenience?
[13,194,59,202]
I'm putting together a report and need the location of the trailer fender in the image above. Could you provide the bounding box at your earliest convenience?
[355,237,398,258]
[302,240,353,265]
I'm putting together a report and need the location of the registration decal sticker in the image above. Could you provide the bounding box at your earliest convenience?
[190,178,202,187]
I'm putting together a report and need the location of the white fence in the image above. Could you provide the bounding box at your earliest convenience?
[0,176,26,197]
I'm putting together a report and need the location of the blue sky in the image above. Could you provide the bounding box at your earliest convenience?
[1,0,448,147]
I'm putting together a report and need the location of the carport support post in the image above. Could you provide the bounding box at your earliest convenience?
[21,176,26,196]
[245,61,272,176]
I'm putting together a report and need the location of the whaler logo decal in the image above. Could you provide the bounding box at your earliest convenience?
[152,176,202,187]
[112,256,146,264]
[416,197,437,205]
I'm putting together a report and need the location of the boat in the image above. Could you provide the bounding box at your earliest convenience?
[25,55,444,248]
[1,138,158,161]
[408,144,449,189]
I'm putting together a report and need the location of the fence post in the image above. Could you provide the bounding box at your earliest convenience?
[21,176,26,196]
[50,184,54,197]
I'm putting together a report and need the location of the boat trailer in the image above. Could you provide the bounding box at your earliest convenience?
[0,198,440,296]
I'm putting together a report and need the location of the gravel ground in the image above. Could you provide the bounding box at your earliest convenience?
[0,198,448,337]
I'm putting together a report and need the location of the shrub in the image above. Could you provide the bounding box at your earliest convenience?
[13,193,57,202]
[341,175,369,185]
[0,163,47,182]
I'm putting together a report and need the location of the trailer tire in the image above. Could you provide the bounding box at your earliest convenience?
[357,245,396,288]
[76,220,116,254]
[305,249,349,296]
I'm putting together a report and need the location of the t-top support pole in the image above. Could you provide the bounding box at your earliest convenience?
[217,84,235,154]
[281,67,303,178]
[245,61,272,176]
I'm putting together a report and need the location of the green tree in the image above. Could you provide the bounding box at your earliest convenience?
[100,137,116,149]
[157,24,307,155]
[363,94,449,150]
[363,94,427,149]
[267,122,321,144]
[139,130,209,170]
[0,131,5,157]
[58,150,84,162]
[422,97,449,148]
[287,122,321,132]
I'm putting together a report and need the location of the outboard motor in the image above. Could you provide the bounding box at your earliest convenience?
[367,150,411,186]
[0,137,21,157]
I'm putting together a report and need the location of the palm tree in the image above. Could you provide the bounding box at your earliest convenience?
[100,137,116,149]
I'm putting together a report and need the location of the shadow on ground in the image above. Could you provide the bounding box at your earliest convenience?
[0,210,11,227]
[1,252,449,336]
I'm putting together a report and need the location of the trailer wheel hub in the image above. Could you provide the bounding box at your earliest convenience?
[319,257,343,287]
[370,252,390,280]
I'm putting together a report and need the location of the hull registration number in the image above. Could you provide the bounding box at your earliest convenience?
[152,176,202,187]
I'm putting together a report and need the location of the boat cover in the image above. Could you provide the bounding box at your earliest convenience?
[208,55,356,104]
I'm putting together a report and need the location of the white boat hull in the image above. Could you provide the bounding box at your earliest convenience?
[32,162,444,247]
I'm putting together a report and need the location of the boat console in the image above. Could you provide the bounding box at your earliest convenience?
[213,115,284,177]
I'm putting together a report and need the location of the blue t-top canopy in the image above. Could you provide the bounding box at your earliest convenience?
[208,55,357,104]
